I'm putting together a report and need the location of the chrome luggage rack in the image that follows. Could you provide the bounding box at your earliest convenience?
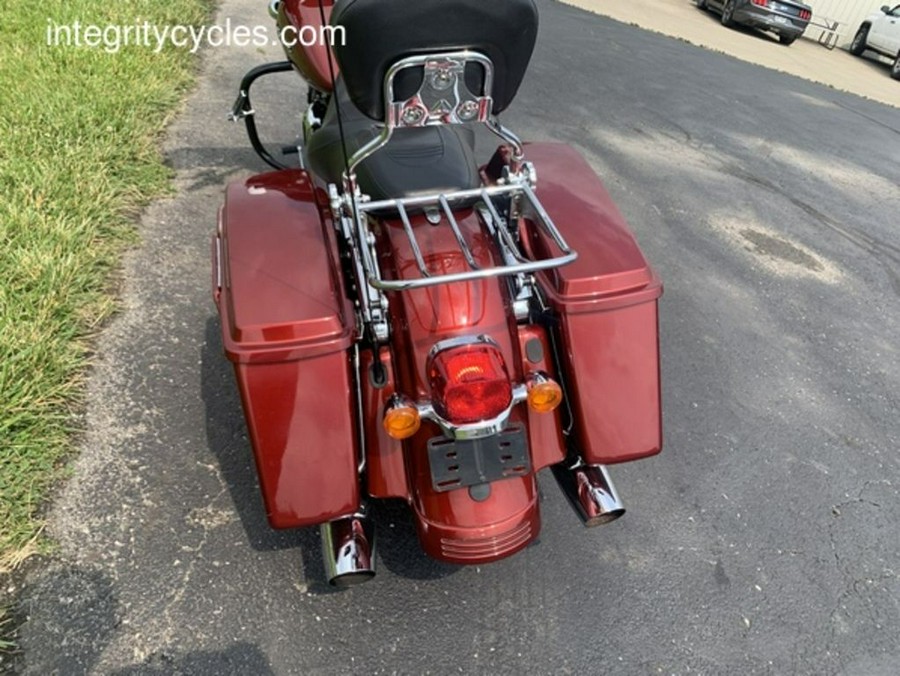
[325,49,577,342]
[331,169,577,343]
[354,177,577,292]
[330,50,576,295]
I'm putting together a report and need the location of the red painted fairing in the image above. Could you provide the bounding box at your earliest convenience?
[524,143,663,465]
[516,324,566,472]
[215,170,360,527]
[277,0,336,92]
[360,346,410,499]
[375,209,540,563]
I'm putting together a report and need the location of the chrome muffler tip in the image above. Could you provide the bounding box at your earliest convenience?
[321,507,376,587]
[552,461,625,527]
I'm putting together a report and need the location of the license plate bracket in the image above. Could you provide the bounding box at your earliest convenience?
[427,424,530,493]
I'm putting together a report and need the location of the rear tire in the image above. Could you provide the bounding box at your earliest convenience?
[721,0,736,27]
[779,34,796,45]
[892,53,900,81]
[849,25,868,56]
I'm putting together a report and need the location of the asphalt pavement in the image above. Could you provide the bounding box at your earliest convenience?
[567,0,900,109]
[10,0,900,674]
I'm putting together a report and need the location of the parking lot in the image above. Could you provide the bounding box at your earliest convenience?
[11,0,900,673]
[566,0,900,108]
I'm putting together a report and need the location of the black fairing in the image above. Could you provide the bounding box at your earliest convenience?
[330,0,540,121]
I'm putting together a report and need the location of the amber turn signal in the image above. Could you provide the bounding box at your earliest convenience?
[383,399,421,440]
[526,375,563,413]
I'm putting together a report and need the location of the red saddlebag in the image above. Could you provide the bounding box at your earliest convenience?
[214,170,359,527]
[525,143,663,465]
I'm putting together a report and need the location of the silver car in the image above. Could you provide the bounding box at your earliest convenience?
[698,0,813,46]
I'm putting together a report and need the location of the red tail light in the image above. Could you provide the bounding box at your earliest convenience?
[751,0,768,6]
[800,9,811,19]
[428,343,512,424]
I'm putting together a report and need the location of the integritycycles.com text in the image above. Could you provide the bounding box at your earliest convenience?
[45,18,346,54]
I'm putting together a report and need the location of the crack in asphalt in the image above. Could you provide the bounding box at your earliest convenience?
[719,163,900,296]
[587,103,900,296]
[830,99,900,136]
[825,479,898,673]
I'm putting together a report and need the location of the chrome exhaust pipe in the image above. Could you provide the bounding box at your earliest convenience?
[552,461,625,527]
[320,507,376,587]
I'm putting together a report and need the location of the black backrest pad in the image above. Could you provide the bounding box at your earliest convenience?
[331,0,539,121]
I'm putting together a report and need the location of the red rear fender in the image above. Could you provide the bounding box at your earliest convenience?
[371,207,547,563]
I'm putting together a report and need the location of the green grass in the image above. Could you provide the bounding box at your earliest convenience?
[0,606,12,652]
[0,0,213,571]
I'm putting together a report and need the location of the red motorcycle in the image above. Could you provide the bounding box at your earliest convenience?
[214,0,662,586]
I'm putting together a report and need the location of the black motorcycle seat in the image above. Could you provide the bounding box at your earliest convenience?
[305,79,481,202]
[331,0,539,121]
